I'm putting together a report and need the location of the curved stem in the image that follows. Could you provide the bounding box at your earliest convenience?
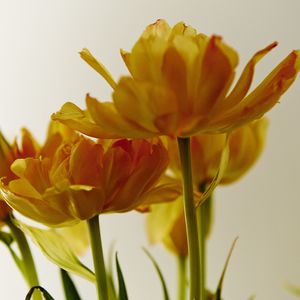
[177,137,201,300]
[6,216,41,300]
[87,215,108,300]
[177,255,187,300]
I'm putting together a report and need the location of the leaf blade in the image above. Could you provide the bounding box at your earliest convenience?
[60,269,82,300]
[115,254,128,300]
[143,248,170,300]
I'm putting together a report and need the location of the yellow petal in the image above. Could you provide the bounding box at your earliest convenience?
[113,77,179,135]
[1,181,71,226]
[58,222,89,256]
[213,50,300,130]
[80,48,117,89]
[147,197,183,244]
[52,101,118,138]
[86,94,156,138]
[194,35,238,115]
[219,42,278,110]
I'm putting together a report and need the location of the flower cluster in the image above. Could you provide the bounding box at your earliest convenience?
[0,19,299,300]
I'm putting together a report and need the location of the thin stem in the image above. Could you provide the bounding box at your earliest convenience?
[87,215,108,300]
[177,137,201,300]
[196,204,206,300]
[6,216,42,300]
[177,256,187,300]
[197,182,213,300]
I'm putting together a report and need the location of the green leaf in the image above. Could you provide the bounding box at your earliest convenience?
[197,134,230,207]
[0,230,14,245]
[25,286,55,300]
[60,269,81,300]
[215,237,238,300]
[143,248,170,300]
[286,284,300,297]
[107,243,117,300]
[115,254,128,300]
[16,220,95,282]
[0,230,25,277]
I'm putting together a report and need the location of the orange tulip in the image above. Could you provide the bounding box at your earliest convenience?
[0,122,77,224]
[53,19,299,139]
[0,137,170,227]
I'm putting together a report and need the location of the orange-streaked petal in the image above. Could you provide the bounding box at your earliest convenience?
[213,50,300,131]
[10,158,51,194]
[194,35,238,115]
[69,139,104,186]
[218,42,278,110]
[19,128,40,158]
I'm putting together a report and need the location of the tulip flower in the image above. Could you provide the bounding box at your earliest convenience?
[53,19,299,139]
[0,137,170,227]
[51,19,299,300]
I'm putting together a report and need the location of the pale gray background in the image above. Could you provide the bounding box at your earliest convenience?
[0,0,299,299]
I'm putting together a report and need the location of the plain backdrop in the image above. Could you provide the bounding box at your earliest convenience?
[0,1,300,299]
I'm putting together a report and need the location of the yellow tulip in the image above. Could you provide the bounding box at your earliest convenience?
[53,19,299,138]
[0,137,170,227]
[147,118,267,256]
[168,117,268,186]
[147,197,187,256]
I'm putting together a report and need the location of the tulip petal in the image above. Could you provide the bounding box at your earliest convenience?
[104,142,168,212]
[113,77,179,135]
[86,94,156,138]
[80,48,117,89]
[69,139,104,186]
[147,197,183,244]
[1,181,71,225]
[194,35,238,115]
[52,102,118,138]
[213,50,300,130]
[217,42,278,110]
[58,221,89,256]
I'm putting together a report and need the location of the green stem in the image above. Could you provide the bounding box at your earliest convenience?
[177,256,187,300]
[177,137,201,300]
[197,182,214,300]
[87,215,108,300]
[6,216,42,300]
[196,204,206,300]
